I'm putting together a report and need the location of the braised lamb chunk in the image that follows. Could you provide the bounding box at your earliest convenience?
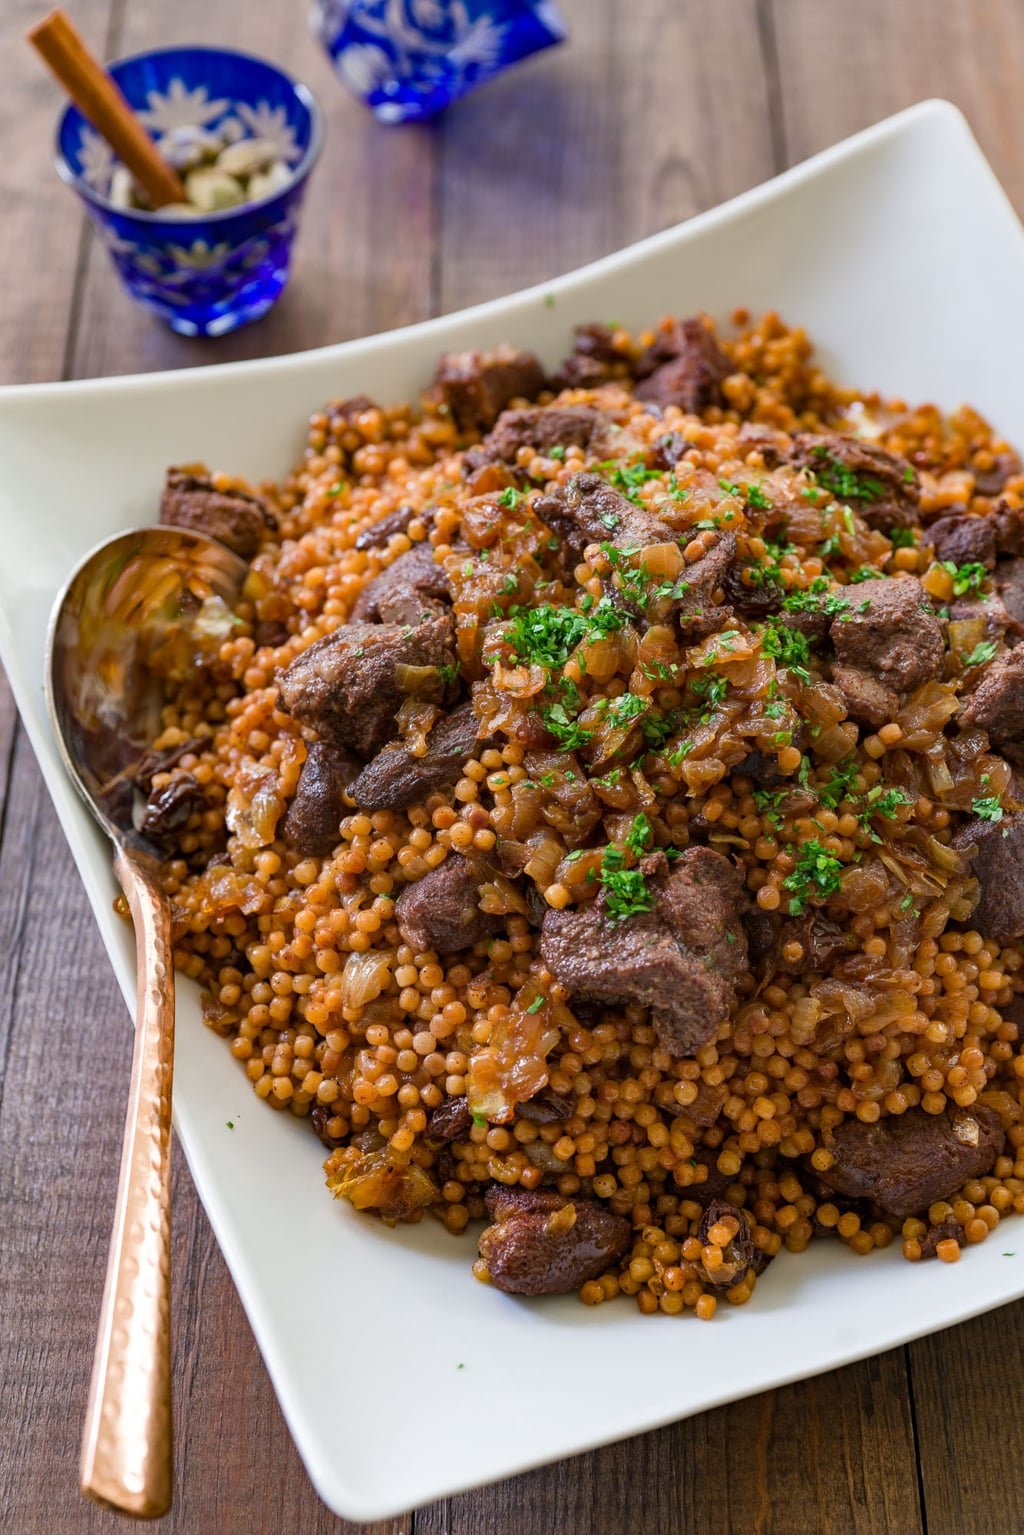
[354,503,430,552]
[926,513,997,570]
[138,773,204,846]
[949,592,1016,648]
[536,471,677,573]
[160,467,275,559]
[696,1198,756,1289]
[974,451,1022,497]
[423,1094,473,1149]
[280,741,360,857]
[649,431,688,470]
[673,532,737,640]
[350,542,451,624]
[466,405,607,473]
[478,1187,631,1296]
[723,560,783,620]
[549,323,629,390]
[277,614,456,758]
[787,433,920,532]
[434,346,546,433]
[816,1105,1005,1220]
[993,556,1024,632]
[952,811,1024,943]
[395,853,501,955]
[634,316,731,413]
[959,645,1024,749]
[778,912,849,972]
[828,576,944,726]
[540,847,748,1058]
[349,702,481,812]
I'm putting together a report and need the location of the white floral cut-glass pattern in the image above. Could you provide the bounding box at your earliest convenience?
[236,102,303,164]
[77,127,116,195]
[136,78,231,132]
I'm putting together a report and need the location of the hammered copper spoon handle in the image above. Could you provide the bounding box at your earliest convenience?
[79,846,174,1519]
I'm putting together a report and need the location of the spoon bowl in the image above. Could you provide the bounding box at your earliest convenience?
[46,523,247,1518]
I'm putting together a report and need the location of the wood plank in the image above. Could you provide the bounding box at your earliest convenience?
[71,5,436,376]
[909,1300,1024,1535]
[438,0,779,313]
[0,0,114,388]
[770,0,1024,213]
[419,1348,920,1535]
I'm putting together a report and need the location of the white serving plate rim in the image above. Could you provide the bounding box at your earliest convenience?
[3,98,1024,1522]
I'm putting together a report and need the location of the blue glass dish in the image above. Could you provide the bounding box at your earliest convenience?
[56,47,323,338]
[312,0,566,123]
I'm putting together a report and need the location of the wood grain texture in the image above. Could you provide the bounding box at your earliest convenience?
[3,0,1024,1531]
[769,0,1024,213]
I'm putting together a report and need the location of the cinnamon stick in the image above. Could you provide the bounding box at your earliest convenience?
[28,9,186,209]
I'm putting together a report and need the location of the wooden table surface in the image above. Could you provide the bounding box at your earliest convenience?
[3,3,1024,1531]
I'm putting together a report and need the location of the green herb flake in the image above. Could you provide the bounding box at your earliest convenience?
[972,796,1004,822]
[889,526,916,548]
[498,486,524,510]
[783,839,844,914]
[550,444,567,461]
[526,994,546,1014]
[811,448,885,503]
[964,641,998,667]
[226,1120,235,1130]
[542,702,593,751]
[626,813,653,856]
[942,560,988,597]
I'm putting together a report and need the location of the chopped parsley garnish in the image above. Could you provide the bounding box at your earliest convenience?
[498,486,524,509]
[498,572,520,595]
[599,457,664,506]
[437,662,459,684]
[754,787,788,831]
[642,711,679,749]
[718,478,773,511]
[599,844,654,922]
[760,617,812,684]
[972,796,1004,822]
[471,1111,488,1128]
[542,702,593,751]
[692,673,728,712]
[964,641,998,667]
[783,840,844,914]
[782,581,849,618]
[819,757,860,809]
[550,444,566,461]
[941,560,988,597]
[810,447,885,503]
[326,483,347,498]
[863,786,914,822]
[889,527,916,548]
[502,599,626,669]
[526,994,547,1014]
[626,812,653,856]
[604,692,647,729]
[849,565,879,583]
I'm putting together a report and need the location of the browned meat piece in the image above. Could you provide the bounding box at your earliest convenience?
[354,503,427,551]
[817,1105,1004,1220]
[280,741,359,856]
[993,556,1024,632]
[253,619,290,649]
[485,1186,567,1220]
[733,749,785,787]
[329,393,377,426]
[160,467,275,559]
[650,431,688,470]
[697,1198,756,1289]
[278,615,456,759]
[350,543,450,624]
[974,452,1022,497]
[737,421,789,466]
[423,1094,473,1149]
[540,848,748,1057]
[634,317,730,414]
[478,1188,631,1296]
[779,911,849,971]
[310,1101,346,1150]
[139,773,204,846]
[920,1216,966,1259]
[349,702,481,812]
[466,405,607,473]
[674,532,737,640]
[516,1090,573,1124]
[952,811,1024,943]
[743,909,779,979]
[828,576,944,726]
[536,471,677,573]
[949,592,1016,648]
[926,513,997,569]
[549,323,628,390]
[395,853,500,955]
[434,346,545,433]
[960,645,1024,748]
[522,749,603,843]
[789,433,921,531]
[723,562,783,619]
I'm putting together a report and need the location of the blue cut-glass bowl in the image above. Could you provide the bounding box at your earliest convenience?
[56,47,323,338]
[312,0,566,123]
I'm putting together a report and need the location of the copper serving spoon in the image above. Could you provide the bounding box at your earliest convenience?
[46,526,247,1518]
